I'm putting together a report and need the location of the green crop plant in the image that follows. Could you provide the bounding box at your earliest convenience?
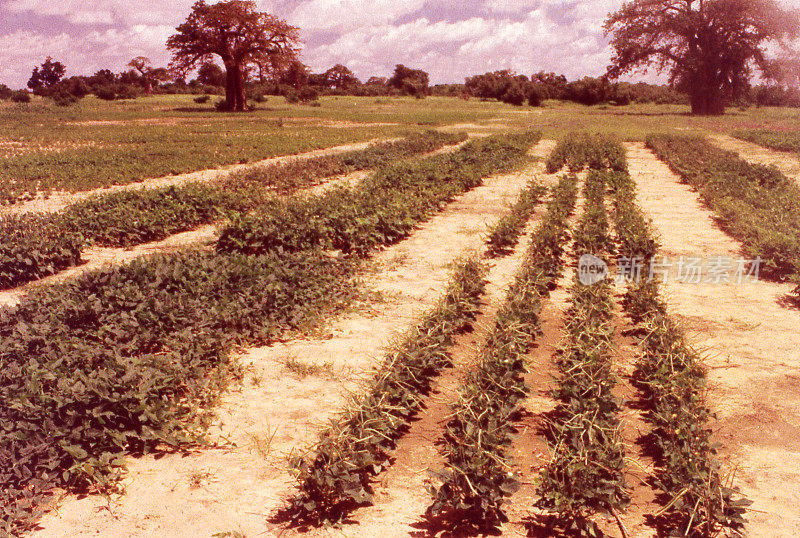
[427,172,578,531]
[285,259,487,526]
[537,159,629,535]
[0,132,466,289]
[612,141,750,537]
[217,132,542,257]
[486,179,548,257]
[647,134,800,297]
[546,131,627,174]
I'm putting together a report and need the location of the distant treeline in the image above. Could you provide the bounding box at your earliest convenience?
[2,59,799,109]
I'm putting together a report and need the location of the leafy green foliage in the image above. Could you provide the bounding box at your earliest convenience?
[734,129,800,154]
[64,183,260,248]
[285,259,487,526]
[0,214,82,289]
[217,132,541,257]
[486,180,547,257]
[223,130,467,195]
[546,131,627,174]
[647,134,800,292]
[0,132,464,288]
[537,166,630,525]
[428,172,578,530]
[0,249,356,535]
[611,147,750,537]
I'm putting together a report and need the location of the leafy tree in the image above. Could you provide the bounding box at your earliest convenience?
[280,60,310,88]
[167,0,301,111]
[324,64,360,89]
[128,56,169,94]
[605,0,800,115]
[27,57,66,93]
[388,64,429,97]
[197,62,226,86]
[89,69,116,89]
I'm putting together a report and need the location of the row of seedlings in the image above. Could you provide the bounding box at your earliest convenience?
[0,132,536,535]
[0,131,466,290]
[485,179,548,257]
[285,259,487,526]
[609,161,750,536]
[646,134,800,297]
[536,166,630,535]
[426,172,579,531]
[216,131,542,257]
[546,131,627,174]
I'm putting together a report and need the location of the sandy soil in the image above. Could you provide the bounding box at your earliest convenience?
[29,140,556,538]
[626,142,800,538]
[0,138,398,217]
[708,133,800,185]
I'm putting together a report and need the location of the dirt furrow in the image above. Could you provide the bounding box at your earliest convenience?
[29,143,553,538]
[625,141,800,537]
[323,220,542,538]
[708,133,800,185]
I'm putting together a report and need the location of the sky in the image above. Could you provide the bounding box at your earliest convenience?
[0,0,796,89]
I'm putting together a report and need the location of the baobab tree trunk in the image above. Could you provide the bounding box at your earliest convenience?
[690,84,726,115]
[223,62,247,111]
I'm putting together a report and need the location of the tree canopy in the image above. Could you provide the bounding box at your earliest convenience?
[388,65,429,97]
[167,0,300,111]
[605,0,800,115]
[27,57,65,92]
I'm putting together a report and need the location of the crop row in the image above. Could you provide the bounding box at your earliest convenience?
[216,131,542,256]
[285,259,487,526]
[485,179,548,257]
[733,129,800,154]
[427,172,579,530]
[0,131,465,290]
[0,131,532,535]
[537,167,629,536]
[610,147,749,536]
[646,134,800,295]
[546,131,626,174]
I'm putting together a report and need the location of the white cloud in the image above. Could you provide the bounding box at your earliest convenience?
[289,0,426,31]
[0,0,665,88]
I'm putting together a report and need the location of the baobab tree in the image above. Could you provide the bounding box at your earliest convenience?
[604,0,800,115]
[128,56,170,94]
[167,0,300,111]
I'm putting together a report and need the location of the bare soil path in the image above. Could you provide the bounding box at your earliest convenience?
[708,133,800,185]
[29,141,555,538]
[625,142,800,538]
[0,138,398,217]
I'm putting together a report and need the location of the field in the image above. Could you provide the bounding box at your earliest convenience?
[1,95,799,538]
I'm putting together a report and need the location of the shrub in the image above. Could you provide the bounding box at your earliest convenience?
[526,84,544,106]
[95,87,116,100]
[500,81,526,106]
[298,86,319,103]
[51,91,80,107]
[10,91,30,103]
[115,84,140,100]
